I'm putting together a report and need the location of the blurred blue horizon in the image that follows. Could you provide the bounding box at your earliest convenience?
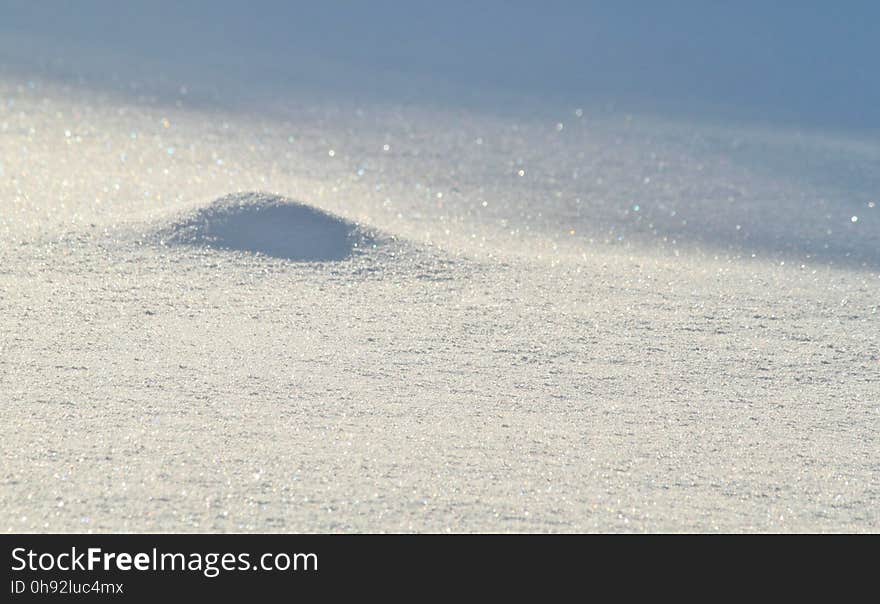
[2,1,878,133]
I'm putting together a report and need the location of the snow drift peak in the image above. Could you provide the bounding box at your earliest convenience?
[158,193,373,261]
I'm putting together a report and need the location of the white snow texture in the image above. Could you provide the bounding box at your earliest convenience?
[1,3,878,533]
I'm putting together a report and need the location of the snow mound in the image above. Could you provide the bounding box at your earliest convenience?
[158,193,374,261]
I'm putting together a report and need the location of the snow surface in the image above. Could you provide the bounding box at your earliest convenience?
[1,4,878,532]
